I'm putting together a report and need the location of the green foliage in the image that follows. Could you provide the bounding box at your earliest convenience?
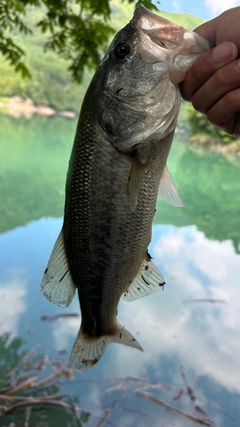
[0,332,26,383]
[0,0,204,91]
[37,1,116,83]
[0,0,34,78]
[0,50,87,111]
[157,10,203,30]
[133,0,158,11]
[0,0,158,83]
[0,5,205,111]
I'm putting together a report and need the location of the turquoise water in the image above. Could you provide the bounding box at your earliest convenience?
[0,114,240,426]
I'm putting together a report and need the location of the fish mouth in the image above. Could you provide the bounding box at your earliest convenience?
[132,5,210,53]
[131,5,211,83]
[132,5,185,47]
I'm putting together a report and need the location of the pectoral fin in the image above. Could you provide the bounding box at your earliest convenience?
[40,229,76,307]
[158,165,183,207]
[122,253,165,302]
[127,157,146,211]
[127,156,147,211]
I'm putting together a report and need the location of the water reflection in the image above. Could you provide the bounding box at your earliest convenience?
[0,268,27,336]
[0,332,89,426]
[154,146,240,253]
[1,218,240,425]
[1,115,240,425]
[0,115,76,232]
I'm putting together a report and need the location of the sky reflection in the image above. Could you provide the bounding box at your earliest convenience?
[1,218,240,425]
[0,268,27,336]
[110,225,240,391]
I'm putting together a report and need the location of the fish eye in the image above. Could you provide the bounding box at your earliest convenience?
[114,43,130,59]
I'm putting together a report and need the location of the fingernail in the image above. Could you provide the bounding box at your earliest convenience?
[211,42,233,63]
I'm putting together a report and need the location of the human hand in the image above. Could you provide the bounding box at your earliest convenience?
[180,8,240,136]
[194,7,240,53]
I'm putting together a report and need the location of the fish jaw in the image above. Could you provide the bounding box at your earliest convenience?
[132,5,211,84]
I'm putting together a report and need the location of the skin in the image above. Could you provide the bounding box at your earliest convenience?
[180,7,240,136]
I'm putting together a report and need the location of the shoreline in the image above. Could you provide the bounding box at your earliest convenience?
[189,134,240,157]
[1,96,240,157]
[0,96,77,119]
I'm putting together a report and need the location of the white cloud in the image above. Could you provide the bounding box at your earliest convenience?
[0,269,27,336]
[204,0,239,17]
[109,226,240,393]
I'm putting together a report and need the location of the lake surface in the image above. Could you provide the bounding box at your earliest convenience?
[0,113,240,426]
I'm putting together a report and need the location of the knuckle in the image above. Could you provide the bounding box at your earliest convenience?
[225,89,240,109]
[192,93,206,114]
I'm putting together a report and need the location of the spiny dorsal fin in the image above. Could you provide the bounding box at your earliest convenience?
[122,253,165,302]
[40,229,76,307]
[68,323,143,370]
[158,165,183,207]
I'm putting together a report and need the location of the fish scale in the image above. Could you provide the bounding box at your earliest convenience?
[65,112,161,334]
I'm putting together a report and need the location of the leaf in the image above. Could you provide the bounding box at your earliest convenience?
[15,62,31,78]
[0,0,156,83]
[135,0,158,10]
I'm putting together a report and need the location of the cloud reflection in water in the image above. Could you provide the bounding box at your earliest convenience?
[0,268,27,336]
[1,219,239,424]
[113,225,240,391]
[52,225,240,394]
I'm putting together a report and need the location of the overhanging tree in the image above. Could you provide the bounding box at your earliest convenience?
[0,0,156,83]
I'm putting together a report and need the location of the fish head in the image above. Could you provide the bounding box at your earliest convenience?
[96,6,210,151]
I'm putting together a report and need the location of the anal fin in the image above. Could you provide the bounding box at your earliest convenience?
[122,253,165,302]
[40,229,76,307]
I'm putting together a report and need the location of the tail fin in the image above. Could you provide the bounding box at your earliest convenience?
[68,323,143,370]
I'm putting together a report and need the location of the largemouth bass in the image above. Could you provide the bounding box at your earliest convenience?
[41,6,210,370]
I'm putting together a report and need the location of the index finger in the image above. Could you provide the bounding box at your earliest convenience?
[180,42,238,101]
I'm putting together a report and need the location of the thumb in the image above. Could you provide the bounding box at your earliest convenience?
[180,42,238,102]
